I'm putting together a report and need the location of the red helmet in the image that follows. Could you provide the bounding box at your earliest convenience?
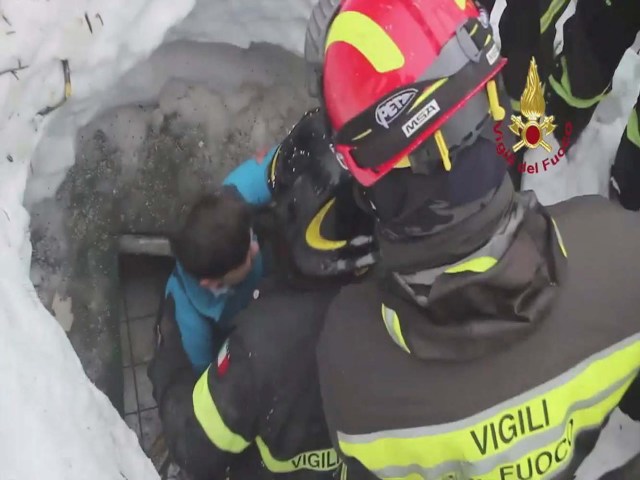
[321,0,508,186]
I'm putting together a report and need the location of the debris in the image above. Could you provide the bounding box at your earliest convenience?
[6,154,13,163]
[84,13,93,33]
[0,59,29,79]
[37,59,72,116]
[96,13,104,26]
[1,14,11,26]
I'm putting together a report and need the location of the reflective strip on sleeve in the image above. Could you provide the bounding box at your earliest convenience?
[255,437,342,473]
[626,108,640,149]
[192,367,251,453]
[445,256,497,274]
[340,463,349,480]
[381,305,410,353]
[551,217,567,257]
[337,333,640,480]
[548,57,608,110]
[540,0,570,34]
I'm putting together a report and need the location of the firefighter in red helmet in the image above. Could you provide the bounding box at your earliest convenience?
[321,0,508,186]
[314,1,640,479]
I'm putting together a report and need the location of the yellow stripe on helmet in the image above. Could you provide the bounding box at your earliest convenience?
[325,11,405,73]
[306,198,348,251]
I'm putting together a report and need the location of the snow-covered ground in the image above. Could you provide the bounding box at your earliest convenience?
[0,0,639,478]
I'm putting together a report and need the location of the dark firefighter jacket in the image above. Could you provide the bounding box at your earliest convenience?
[317,193,640,480]
[148,279,344,480]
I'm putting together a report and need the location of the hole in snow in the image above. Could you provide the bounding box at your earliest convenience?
[25,40,314,409]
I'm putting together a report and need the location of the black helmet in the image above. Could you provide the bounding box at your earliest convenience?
[304,0,342,99]
[269,108,378,281]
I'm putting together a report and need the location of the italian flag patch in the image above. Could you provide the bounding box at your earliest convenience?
[217,339,231,377]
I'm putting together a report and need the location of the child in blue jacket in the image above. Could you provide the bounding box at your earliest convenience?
[165,146,277,374]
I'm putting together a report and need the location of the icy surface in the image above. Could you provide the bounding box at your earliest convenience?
[0,252,158,480]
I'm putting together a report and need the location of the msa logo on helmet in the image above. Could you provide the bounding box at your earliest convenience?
[401,99,441,138]
[375,88,418,129]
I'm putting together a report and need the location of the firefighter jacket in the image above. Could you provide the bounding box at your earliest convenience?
[148,279,343,480]
[317,193,640,480]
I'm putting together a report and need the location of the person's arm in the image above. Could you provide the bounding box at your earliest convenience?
[222,146,279,207]
[165,275,220,375]
[176,310,218,375]
[223,108,330,207]
[148,296,258,480]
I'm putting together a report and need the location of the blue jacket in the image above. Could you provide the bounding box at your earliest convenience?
[166,146,277,374]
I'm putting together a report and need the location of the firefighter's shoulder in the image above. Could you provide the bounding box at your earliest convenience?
[547,193,640,262]
[193,334,257,455]
[232,284,339,375]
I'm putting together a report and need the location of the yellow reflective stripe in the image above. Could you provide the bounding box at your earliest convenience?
[305,198,348,251]
[338,334,640,477]
[409,78,448,113]
[454,0,467,10]
[352,129,372,141]
[540,0,570,34]
[269,145,281,184]
[434,130,452,171]
[551,217,568,257]
[255,437,341,473]
[372,376,633,479]
[192,367,251,453]
[626,108,640,149]
[325,11,404,73]
[445,256,497,274]
[381,305,410,353]
[468,381,631,480]
[487,80,506,121]
[394,156,412,169]
[548,57,608,109]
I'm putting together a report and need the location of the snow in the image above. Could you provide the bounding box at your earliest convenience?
[0,0,639,479]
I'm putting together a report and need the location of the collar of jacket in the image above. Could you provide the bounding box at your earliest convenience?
[377,190,568,361]
[376,176,516,274]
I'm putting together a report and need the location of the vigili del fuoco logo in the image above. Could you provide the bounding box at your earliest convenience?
[494,57,573,174]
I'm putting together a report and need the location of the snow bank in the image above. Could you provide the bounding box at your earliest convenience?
[0,0,312,478]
